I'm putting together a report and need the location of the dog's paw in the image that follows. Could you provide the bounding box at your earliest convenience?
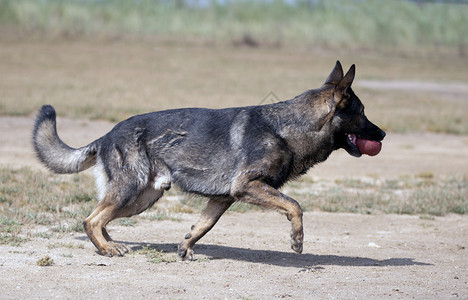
[177,246,194,261]
[100,243,130,257]
[291,239,303,254]
[291,224,304,254]
[112,242,130,255]
[290,231,304,254]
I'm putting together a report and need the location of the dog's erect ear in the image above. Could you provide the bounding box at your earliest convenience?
[323,61,344,86]
[337,64,355,92]
[334,64,355,109]
[317,63,356,128]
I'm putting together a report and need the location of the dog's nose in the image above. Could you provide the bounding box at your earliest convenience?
[380,130,386,140]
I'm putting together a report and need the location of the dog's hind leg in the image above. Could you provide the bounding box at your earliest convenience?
[231,179,304,254]
[83,202,130,257]
[84,186,164,257]
[178,196,235,261]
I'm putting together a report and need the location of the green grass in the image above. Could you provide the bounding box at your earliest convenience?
[1,0,467,55]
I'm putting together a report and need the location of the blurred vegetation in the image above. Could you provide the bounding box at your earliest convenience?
[0,0,467,55]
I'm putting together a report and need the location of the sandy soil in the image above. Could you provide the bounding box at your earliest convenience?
[0,211,466,299]
[0,115,467,299]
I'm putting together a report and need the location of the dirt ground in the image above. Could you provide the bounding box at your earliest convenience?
[0,115,467,299]
[1,211,467,299]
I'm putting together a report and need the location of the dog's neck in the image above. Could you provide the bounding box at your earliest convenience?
[260,89,337,175]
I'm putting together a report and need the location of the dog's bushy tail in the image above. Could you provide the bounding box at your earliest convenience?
[32,105,98,174]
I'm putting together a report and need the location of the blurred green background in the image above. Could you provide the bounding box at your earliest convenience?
[1,0,467,55]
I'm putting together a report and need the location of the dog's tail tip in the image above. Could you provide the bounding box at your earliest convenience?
[37,105,56,120]
[34,105,57,130]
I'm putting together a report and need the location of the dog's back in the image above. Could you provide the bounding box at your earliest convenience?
[99,105,291,196]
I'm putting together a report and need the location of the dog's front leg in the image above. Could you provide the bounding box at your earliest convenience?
[232,179,304,254]
[178,196,235,261]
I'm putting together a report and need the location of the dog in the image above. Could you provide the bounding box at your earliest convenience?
[33,61,386,260]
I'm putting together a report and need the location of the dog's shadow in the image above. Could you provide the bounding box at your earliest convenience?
[128,242,431,268]
[74,234,431,268]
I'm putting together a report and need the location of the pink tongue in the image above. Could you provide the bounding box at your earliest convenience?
[356,138,382,156]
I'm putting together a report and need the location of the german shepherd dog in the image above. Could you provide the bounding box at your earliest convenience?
[33,61,385,260]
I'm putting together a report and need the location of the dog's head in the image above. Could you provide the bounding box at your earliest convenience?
[323,61,386,157]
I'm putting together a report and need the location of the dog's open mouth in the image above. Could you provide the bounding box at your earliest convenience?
[347,133,357,145]
[346,133,382,156]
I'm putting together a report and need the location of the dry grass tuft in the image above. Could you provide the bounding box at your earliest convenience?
[36,255,54,266]
[135,244,178,264]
